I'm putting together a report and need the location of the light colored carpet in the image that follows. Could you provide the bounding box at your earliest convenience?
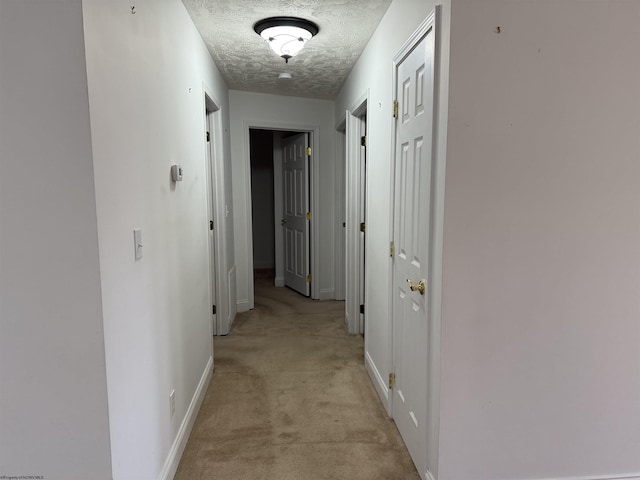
[175,271,420,480]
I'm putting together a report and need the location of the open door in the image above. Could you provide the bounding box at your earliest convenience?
[282,132,310,296]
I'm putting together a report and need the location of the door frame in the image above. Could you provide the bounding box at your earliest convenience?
[388,9,446,480]
[345,91,369,334]
[242,121,321,307]
[333,125,346,301]
[203,89,227,336]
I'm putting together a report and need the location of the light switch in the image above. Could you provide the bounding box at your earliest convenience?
[134,229,143,260]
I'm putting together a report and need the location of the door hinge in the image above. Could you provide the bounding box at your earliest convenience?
[361,135,367,147]
[206,131,210,142]
[306,146,312,156]
[306,274,312,283]
[360,222,366,233]
[393,100,399,119]
[306,211,312,221]
[390,241,395,258]
[209,220,214,231]
[360,304,365,314]
[212,305,216,315]
[389,373,396,389]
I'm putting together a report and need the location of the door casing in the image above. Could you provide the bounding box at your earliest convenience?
[345,92,368,334]
[242,121,321,308]
[204,89,230,335]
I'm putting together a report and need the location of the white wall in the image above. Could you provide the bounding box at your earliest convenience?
[438,1,640,479]
[230,91,336,308]
[82,0,232,478]
[335,0,445,406]
[0,1,112,479]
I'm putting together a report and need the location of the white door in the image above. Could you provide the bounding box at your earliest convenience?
[283,133,310,296]
[391,16,436,480]
[205,112,217,334]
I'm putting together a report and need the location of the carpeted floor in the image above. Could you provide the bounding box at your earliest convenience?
[175,270,420,480]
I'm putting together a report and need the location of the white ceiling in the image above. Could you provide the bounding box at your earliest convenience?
[182,0,393,100]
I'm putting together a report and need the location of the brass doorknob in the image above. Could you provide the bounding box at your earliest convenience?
[407,279,425,295]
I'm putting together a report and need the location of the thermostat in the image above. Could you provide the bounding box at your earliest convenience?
[171,165,183,182]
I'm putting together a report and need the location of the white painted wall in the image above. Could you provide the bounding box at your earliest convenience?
[335,0,445,406]
[82,0,232,478]
[230,91,336,308]
[0,1,112,479]
[437,1,640,479]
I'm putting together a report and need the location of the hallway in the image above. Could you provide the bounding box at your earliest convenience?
[175,271,420,479]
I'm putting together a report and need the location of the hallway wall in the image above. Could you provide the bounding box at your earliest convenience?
[438,1,640,479]
[335,0,446,411]
[82,0,232,478]
[0,2,112,478]
[229,91,336,309]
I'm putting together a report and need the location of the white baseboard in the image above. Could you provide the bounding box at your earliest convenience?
[365,351,390,415]
[158,356,213,480]
[527,475,640,480]
[275,276,284,287]
[236,299,250,313]
[318,288,335,301]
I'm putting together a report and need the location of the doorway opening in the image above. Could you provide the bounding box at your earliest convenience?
[248,128,314,299]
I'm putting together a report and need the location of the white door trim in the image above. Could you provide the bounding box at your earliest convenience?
[345,90,368,334]
[241,121,321,307]
[333,126,346,301]
[203,87,228,335]
[389,9,446,480]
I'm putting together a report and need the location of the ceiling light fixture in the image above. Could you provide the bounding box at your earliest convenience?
[253,17,319,63]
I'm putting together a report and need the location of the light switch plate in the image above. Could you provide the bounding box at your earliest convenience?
[134,229,143,260]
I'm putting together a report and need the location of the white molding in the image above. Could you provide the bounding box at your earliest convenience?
[274,276,285,287]
[345,93,368,335]
[318,288,335,300]
[203,84,229,338]
[240,120,322,303]
[526,475,640,480]
[241,121,255,310]
[157,356,213,480]
[348,89,369,117]
[236,298,250,313]
[365,351,391,415]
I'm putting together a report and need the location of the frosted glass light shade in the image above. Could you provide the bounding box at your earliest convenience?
[260,26,312,59]
[254,17,319,63]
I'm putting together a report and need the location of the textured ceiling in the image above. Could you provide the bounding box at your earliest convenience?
[182,0,393,100]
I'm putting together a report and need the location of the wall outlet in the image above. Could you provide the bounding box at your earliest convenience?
[169,389,175,419]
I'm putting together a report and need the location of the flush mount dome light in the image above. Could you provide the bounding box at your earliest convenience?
[253,17,319,63]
